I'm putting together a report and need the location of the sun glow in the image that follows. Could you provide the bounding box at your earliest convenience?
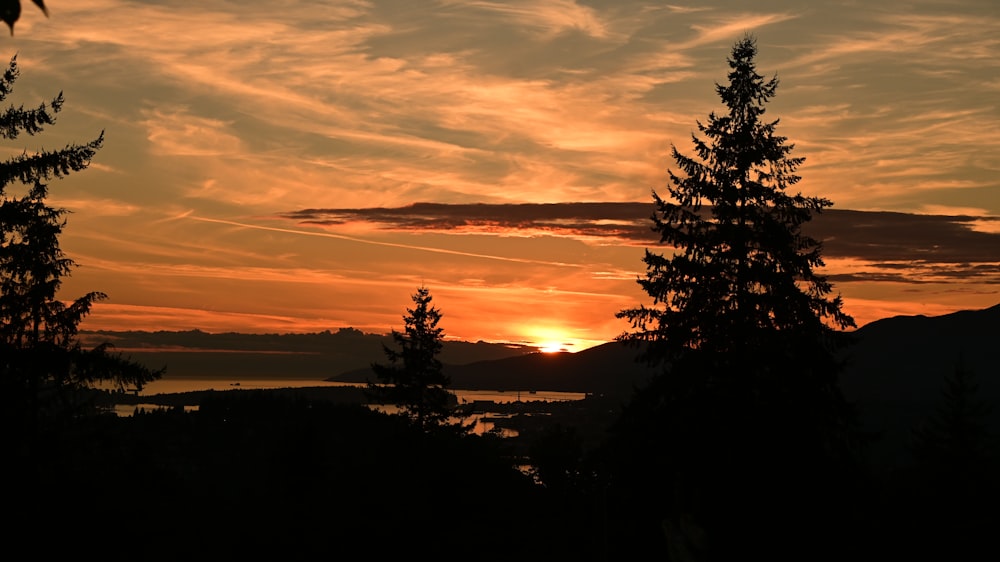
[524,326,575,353]
[539,342,569,353]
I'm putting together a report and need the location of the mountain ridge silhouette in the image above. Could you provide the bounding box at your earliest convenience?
[85,303,999,406]
[330,339,659,396]
[78,327,538,379]
[84,304,999,470]
[838,302,1000,469]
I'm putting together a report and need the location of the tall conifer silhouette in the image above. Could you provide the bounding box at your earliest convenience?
[0,55,160,439]
[911,356,996,496]
[610,36,860,561]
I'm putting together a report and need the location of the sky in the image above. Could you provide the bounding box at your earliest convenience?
[3,0,998,352]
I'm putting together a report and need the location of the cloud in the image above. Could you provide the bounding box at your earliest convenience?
[141,107,243,157]
[22,1,999,216]
[808,210,1000,265]
[12,0,999,343]
[48,197,140,216]
[686,12,799,49]
[188,214,586,267]
[281,203,1000,269]
[282,202,655,242]
[81,303,349,335]
[441,0,613,39]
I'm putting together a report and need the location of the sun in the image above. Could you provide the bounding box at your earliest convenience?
[524,326,574,353]
[538,341,568,353]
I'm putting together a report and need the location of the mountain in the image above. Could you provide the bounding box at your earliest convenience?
[450,341,658,396]
[330,340,659,398]
[840,303,1000,401]
[328,302,1000,400]
[838,303,1000,469]
[85,304,1000,473]
[79,328,538,379]
[329,303,1000,470]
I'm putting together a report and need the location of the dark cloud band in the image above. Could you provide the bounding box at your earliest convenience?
[281,202,1000,266]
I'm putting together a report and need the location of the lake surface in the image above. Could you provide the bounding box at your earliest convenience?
[135,377,586,404]
[116,377,587,437]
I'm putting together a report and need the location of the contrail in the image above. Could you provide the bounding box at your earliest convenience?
[187,215,583,268]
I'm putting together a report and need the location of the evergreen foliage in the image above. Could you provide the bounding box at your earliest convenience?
[609,36,862,560]
[14,392,585,560]
[0,55,161,438]
[911,356,996,491]
[368,286,464,432]
[617,34,853,367]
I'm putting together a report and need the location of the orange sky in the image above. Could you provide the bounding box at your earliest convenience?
[4,1,998,351]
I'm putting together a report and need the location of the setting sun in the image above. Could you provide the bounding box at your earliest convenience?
[522,325,576,353]
[539,342,568,353]
[12,0,993,356]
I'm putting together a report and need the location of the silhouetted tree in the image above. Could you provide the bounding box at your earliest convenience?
[609,35,860,560]
[911,356,996,497]
[0,0,47,35]
[368,286,463,432]
[527,423,585,492]
[0,54,161,440]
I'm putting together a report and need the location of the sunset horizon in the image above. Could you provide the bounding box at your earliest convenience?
[5,0,996,353]
[70,201,999,353]
[6,5,999,557]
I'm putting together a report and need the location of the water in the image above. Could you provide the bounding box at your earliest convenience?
[113,377,587,437]
[132,377,586,404]
[134,377,349,395]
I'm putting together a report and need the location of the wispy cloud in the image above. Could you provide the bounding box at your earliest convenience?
[141,107,244,157]
[6,0,996,345]
[189,214,586,267]
[441,0,614,39]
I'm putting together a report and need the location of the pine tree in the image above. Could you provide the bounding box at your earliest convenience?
[617,34,856,443]
[912,356,996,494]
[368,286,462,432]
[610,36,860,559]
[618,35,853,367]
[0,54,161,437]
[902,357,999,558]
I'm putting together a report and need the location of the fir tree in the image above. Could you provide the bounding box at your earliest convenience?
[617,35,853,369]
[912,356,996,494]
[0,54,161,438]
[368,286,462,432]
[609,36,860,560]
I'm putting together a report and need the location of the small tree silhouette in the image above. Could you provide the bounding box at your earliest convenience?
[368,286,464,432]
[911,356,997,496]
[0,55,161,439]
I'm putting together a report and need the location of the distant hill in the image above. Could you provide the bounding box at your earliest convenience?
[329,302,1000,395]
[329,303,1000,470]
[86,304,1000,473]
[78,328,538,379]
[330,340,659,398]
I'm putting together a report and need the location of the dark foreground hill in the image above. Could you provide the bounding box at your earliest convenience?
[839,303,1000,469]
[840,303,1000,401]
[11,393,598,561]
[16,305,999,561]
